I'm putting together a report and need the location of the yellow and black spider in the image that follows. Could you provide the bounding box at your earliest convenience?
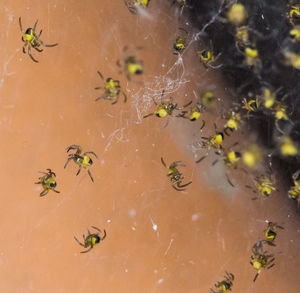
[196,123,224,163]
[209,271,234,293]
[263,221,284,246]
[173,28,188,55]
[35,168,60,197]
[117,46,143,81]
[197,48,222,69]
[212,143,242,187]
[64,145,98,182]
[288,3,300,25]
[246,175,277,200]
[143,89,192,128]
[242,97,260,114]
[250,240,275,282]
[19,17,58,63]
[124,0,150,14]
[288,170,300,206]
[223,110,242,135]
[74,226,106,253]
[161,157,192,191]
[95,71,127,104]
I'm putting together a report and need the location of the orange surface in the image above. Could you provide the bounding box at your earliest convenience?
[0,1,299,292]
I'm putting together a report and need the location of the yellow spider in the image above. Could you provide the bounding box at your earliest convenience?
[223,110,242,135]
[289,25,300,41]
[227,3,247,26]
[117,46,143,81]
[247,175,277,200]
[95,71,127,104]
[197,49,222,69]
[242,97,260,115]
[209,271,234,293]
[201,90,218,108]
[212,143,242,187]
[35,169,60,197]
[161,157,192,191]
[250,240,275,282]
[288,170,300,206]
[288,3,300,25]
[19,17,58,63]
[279,136,298,156]
[263,221,284,247]
[196,123,224,163]
[74,226,106,253]
[143,89,191,128]
[241,144,262,168]
[124,0,150,14]
[173,28,188,55]
[64,145,98,182]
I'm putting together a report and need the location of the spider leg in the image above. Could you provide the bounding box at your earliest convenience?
[177,181,192,188]
[112,95,119,105]
[74,236,85,247]
[34,181,41,184]
[18,17,23,33]
[122,92,127,103]
[161,118,169,129]
[226,173,235,187]
[91,226,101,233]
[196,154,208,163]
[178,100,192,109]
[143,113,154,118]
[22,42,28,54]
[100,229,107,240]
[224,127,232,136]
[80,247,92,253]
[95,93,107,101]
[33,46,43,52]
[212,159,219,166]
[95,86,105,90]
[161,157,167,168]
[40,189,49,197]
[41,40,58,47]
[97,71,105,81]
[253,272,259,282]
[53,189,60,194]
[64,157,73,169]
[28,46,38,63]
[160,90,165,103]
[33,19,38,33]
[87,169,94,182]
[151,96,158,106]
[76,166,82,176]
[172,184,185,191]
[66,145,81,153]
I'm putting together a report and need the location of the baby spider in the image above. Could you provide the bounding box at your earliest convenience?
[74,226,106,253]
[212,143,242,187]
[95,71,127,104]
[117,46,143,81]
[223,110,242,135]
[64,145,98,182]
[241,97,260,116]
[279,136,298,157]
[250,240,275,282]
[161,157,192,191]
[197,48,222,69]
[202,90,218,109]
[289,25,300,41]
[19,17,58,63]
[35,169,60,197]
[288,170,300,206]
[195,123,224,163]
[247,175,277,200]
[143,90,191,128]
[241,144,262,168]
[173,28,188,55]
[209,271,234,293]
[177,91,206,122]
[226,3,247,26]
[263,221,284,247]
[288,3,300,25]
[124,0,150,14]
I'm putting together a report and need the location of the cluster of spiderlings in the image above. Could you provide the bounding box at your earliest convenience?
[187,0,300,204]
